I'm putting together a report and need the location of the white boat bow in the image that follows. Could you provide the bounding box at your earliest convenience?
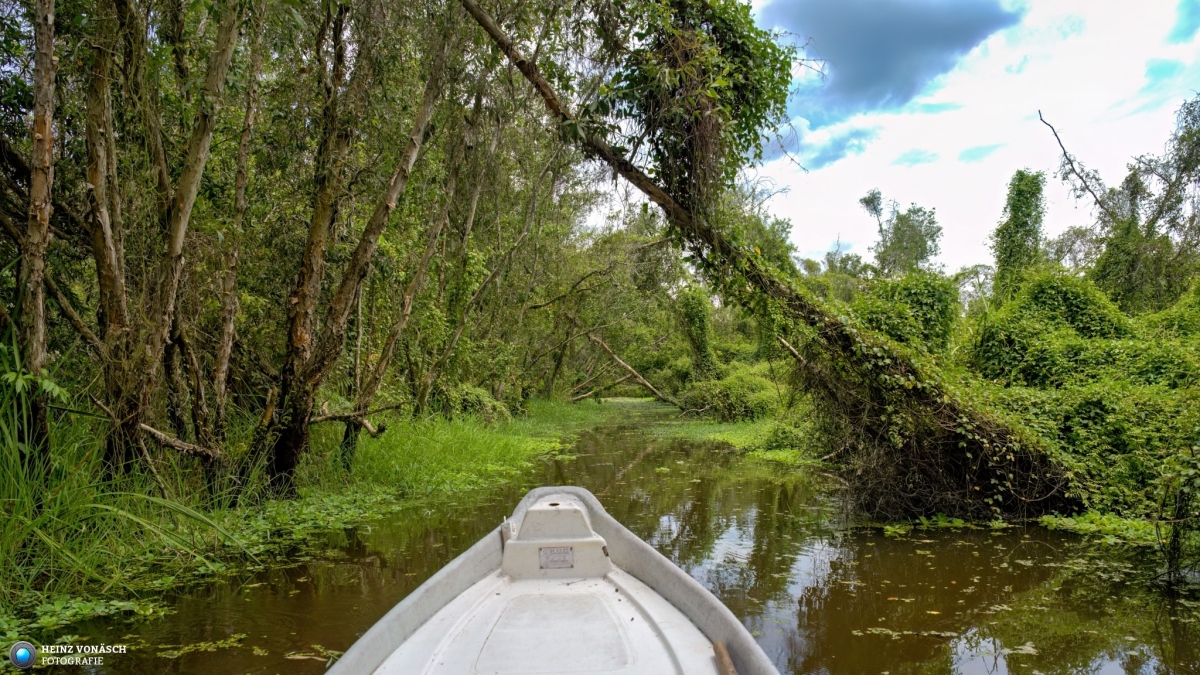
[330,486,780,675]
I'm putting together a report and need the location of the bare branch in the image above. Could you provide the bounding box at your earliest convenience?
[310,403,404,424]
[46,275,104,355]
[1038,110,1120,223]
[570,374,631,401]
[777,335,806,365]
[138,422,222,459]
[587,334,679,407]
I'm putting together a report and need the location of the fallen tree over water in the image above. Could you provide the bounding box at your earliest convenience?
[461,0,1071,518]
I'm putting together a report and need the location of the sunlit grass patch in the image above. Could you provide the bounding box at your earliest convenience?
[300,398,633,496]
[644,416,774,450]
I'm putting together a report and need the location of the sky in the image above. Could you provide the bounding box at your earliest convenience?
[748,0,1200,271]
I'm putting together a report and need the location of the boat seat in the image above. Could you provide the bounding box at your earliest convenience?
[501,495,612,580]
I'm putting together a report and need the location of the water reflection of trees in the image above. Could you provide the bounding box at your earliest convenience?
[74,426,1200,675]
[974,547,1200,674]
[578,433,835,629]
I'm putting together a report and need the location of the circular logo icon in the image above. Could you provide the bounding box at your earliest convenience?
[9,641,36,669]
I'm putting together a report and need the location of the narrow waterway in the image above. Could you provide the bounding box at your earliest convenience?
[71,404,1199,673]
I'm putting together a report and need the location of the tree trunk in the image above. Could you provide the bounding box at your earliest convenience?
[103,0,242,473]
[84,3,140,472]
[178,324,220,492]
[178,325,213,448]
[213,0,264,440]
[544,312,576,397]
[163,329,190,441]
[258,1,365,492]
[165,0,191,100]
[340,132,467,465]
[144,0,241,374]
[19,0,57,480]
[263,23,453,491]
[283,0,357,398]
[301,32,454,390]
[85,14,128,341]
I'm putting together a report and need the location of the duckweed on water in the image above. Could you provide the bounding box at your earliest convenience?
[157,633,246,659]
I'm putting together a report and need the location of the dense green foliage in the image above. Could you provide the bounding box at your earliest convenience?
[991,169,1046,299]
[851,271,958,350]
[595,0,793,210]
[972,272,1134,386]
[2,0,1199,628]
[761,96,1200,573]
[680,362,779,422]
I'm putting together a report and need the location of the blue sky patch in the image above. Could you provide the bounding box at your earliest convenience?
[1168,0,1200,43]
[1141,58,1186,93]
[805,127,879,169]
[958,144,1004,162]
[905,101,964,114]
[893,149,940,166]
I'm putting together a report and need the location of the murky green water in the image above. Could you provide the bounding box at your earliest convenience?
[69,407,1200,673]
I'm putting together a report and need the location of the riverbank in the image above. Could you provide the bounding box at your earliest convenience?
[0,398,643,643]
[649,410,1199,554]
[35,402,1200,675]
[4,396,1193,658]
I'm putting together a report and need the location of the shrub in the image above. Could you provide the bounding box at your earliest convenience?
[977,380,1200,516]
[1139,282,1200,338]
[851,271,958,350]
[429,383,511,424]
[760,418,812,453]
[680,365,779,422]
[972,273,1136,386]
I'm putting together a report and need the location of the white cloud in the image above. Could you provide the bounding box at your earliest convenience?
[754,0,1200,270]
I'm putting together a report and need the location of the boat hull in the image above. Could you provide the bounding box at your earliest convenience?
[330,486,780,675]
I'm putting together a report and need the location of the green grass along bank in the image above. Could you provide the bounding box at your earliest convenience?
[0,399,642,643]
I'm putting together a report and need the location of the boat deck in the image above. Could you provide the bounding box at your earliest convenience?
[374,567,719,674]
